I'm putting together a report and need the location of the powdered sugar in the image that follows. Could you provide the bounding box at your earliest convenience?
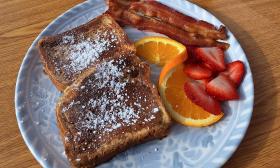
[93,59,127,94]
[75,59,142,133]
[62,100,80,113]
[62,57,160,140]
[153,107,159,113]
[58,30,118,74]
[62,35,74,44]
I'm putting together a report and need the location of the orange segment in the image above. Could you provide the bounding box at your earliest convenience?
[158,53,187,85]
[159,62,224,127]
[136,41,160,63]
[165,66,211,119]
[135,36,187,66]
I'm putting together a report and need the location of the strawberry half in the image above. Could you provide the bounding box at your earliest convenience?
[194,47,226,72]
[197,78,212,88]
[206,74,239,100]
[187,46,196,58]
[184,80,222,115]
[202,62,215,71]
[184,63,213,80]
[222,61,245,87]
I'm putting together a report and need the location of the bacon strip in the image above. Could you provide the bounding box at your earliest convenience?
[129,1,227,40]
[125,11,229,49]
[106,0,229,49]
[106,0,134,25]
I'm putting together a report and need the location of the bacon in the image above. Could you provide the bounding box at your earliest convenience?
[106,0,229,49]
[125,11,229,49]
[129,1,227,40]
[106,0,134,25]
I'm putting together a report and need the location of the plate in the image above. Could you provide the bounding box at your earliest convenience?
[15,0,254,167]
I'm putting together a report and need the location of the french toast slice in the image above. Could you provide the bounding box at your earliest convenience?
[56,54,171,167]
[38,14,134,91]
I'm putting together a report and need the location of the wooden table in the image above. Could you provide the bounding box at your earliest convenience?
[1,0,279,167]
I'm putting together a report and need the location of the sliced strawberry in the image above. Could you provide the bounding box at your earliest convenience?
[184,80,222,115]
[185,48,198,64]
[222,61,245,87]
[206,74,239,100]
[203,62,216,72]
[187,46,196,58]
[184,63,213,80]
[196,78,212,88]
[184,55,197,65]
[194,47,226,72]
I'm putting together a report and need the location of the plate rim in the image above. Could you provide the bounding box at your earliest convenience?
[15,0,254,167]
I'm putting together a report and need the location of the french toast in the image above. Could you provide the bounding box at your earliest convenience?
[38,14,134,91]
[38,12,171,167]
[56,54,171,167]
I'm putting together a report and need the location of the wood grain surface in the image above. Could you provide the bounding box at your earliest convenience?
[0,0,279,167]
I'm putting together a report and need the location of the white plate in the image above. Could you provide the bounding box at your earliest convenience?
[15,0,254,167]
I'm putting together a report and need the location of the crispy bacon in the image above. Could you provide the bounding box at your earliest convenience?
[125,11,229,49]
[106,0,229,49]
[106,0,134,25]
[129,1,227,40]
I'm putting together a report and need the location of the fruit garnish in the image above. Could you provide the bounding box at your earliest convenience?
[206,74,239,100]
[134,36,187,66]
[197,78,212,87]
[222,61,245,87]
[183,63,213,80]
[159,59,223,127]
[202,62,216,72]
[184,80,222,115]
[159,51,188,85]
[194,47,226,71]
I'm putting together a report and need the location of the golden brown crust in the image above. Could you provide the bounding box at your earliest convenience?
[37,39,68,90]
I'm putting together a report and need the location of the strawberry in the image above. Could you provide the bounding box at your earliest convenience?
[203,62,216,72]
[184,63,213,80]
[222,61,245,87]
[206,74,239,100]
[194,47,226,72]
[187,46,196,58]
[196,78,212,88]
[184,80,222,115]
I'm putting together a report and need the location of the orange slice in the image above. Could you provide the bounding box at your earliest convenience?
[159,60,224,127]
[134,36,187,66]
